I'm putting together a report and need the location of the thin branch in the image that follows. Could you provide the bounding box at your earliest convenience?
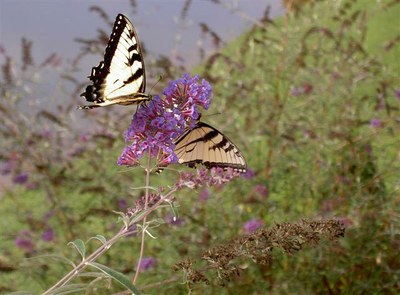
[133,150,152,284]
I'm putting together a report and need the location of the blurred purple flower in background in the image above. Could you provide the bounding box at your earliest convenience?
[165,214,184,226]
[336,216,354,228]
[118,198,128,210]
[125,224,138,238]
[43,210,54,221]
[40,130,53,140]
[331,71,341,80]
[198,188,210,202]
[243,218,264,233]
[137,257,157,271]
[13,172,29,184]
[118,74,212,169]
[395,88,400,100]
[79,133,90,142]
[254,184,269,197]
[0,160,16,175]
[242,168,255,179]
[303,82,313,95]
[25,182,39,190]
[290,86,302,97]
[15,230,35,253]
[42,227,54,242]
[68,146,86,158]
[291,83,313,96]
[364,143,373,156]
[370,118,381,128]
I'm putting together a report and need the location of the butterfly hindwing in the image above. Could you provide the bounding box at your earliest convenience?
[79,14,150,109]
[174,122,247,173]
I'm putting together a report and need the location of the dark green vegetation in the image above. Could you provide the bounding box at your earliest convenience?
[0,0,399,294]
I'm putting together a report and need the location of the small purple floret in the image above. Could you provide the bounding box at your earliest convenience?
[370,118,381,128]
[15,230,35,253]
[13,172,29,184]
[165,214,184,226]
[118,198,128,210]
[137,257,157,271]
[242,168,255,179]
[42,227,54,242]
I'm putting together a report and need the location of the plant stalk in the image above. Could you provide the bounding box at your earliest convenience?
[133,149,152,284]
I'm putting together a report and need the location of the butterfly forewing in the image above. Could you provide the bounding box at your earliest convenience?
[174,122,247,173]
[79,14,150,109]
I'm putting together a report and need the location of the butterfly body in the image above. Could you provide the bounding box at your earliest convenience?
[79,14,150,109]
[174,122,247,173]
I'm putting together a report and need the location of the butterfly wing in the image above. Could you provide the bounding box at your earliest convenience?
[79,14,150,109]
[174,122,247,172]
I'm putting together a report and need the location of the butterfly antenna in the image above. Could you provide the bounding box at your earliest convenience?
[203,112,221,118]
[148,75,163,97]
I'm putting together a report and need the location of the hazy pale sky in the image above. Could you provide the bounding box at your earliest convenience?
[0,0,284,68]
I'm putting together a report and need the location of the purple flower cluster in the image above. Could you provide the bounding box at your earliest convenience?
[118,74,212,168]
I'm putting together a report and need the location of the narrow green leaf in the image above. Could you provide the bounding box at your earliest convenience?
[87,235,107,245]
[77,271,108,279]
[144,228,157,239]
[169,201,179,221]
[67,239,86,259]
[148,218,166,227]
[25,254,76,268]
[42,284,88,295]
[112,210,126,218]
[129,204,170,226]
[89,262,141,295]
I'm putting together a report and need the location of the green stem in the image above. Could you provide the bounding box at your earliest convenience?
[133,149,152,284]
[42,227,128,295]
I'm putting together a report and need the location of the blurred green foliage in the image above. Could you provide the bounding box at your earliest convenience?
[0,0,399,294]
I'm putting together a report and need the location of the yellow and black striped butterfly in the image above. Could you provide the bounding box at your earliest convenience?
[79,14,150,109]
[173,122,247,173]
